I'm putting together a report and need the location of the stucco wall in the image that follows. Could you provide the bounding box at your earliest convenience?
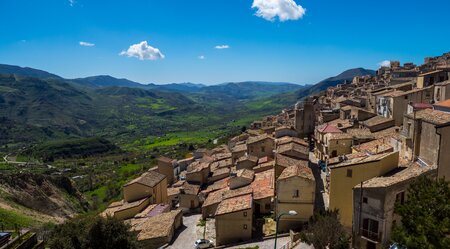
[124,183,152,203]
[114,198,150,220]
[276,176,315,232]
[215,209,253,246]
[438,125,450,180]
[329,152,399,228]
[248,139,274,158]
[418,121,440,166]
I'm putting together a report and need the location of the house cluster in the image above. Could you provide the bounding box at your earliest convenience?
[159,100,317,246]
[101,51,450,248]
[313,52,450,249]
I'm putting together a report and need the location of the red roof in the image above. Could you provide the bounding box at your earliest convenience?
[317,124,342,133]
[434,99,450,108]
[412,103,433,109]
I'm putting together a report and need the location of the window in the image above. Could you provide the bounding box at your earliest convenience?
[261,146,265,153]
[243,211,247,217]
[362,218,380,241]
[396,191,405,205]
[347,169,353,177]
[293,190,299,198]
[363,197,368,204]
[331,150,337,157]
[243,224,248,230]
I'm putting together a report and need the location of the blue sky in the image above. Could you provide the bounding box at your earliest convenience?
[0,0,449,85]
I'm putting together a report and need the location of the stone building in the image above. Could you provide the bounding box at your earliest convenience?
[247,134,275,158]
[328,152,399,228]
[314,124,352,161]
[433,80,450,102]
[294,99,316,138]
[215,194,253,246]
[352,164,436,249]
[123,170,168,204]
[400,108,450,179]
[417,70,449,88]
[276,164,315,232]
[157,156,177,185]
[185,161,210,185]
[376,86,434,126]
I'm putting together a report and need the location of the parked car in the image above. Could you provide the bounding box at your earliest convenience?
[194,239,212,249]
[389,243,407,249]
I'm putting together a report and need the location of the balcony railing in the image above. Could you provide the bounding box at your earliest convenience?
[360,229,381,242]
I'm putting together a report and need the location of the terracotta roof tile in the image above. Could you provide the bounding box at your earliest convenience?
[124,171,166,188]
[215,194,252,216]
[406,109,450,125]
[278,164,314,181]
[317,124,342,133]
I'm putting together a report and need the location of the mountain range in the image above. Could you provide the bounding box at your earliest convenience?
[0,64,375,148]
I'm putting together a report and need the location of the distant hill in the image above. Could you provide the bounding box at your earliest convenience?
[72,75,144,88]
[146,82,206,93]
[248,68,376,111]
[0,64,62,79]
[307,68,376,93]
[201,81,305,99]
[0,64,302,98]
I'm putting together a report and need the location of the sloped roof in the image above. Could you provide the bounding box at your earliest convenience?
[132,210,182,241]
[277,142,309,156]
[187,161,210,173]
[276,154,309,169]
[181,182,200,195]
[357,163,436,188]
[251,169,274,200]
[215,194,252,216]
[278,164,314,181]
[330,152,395,169]
[124,171,166,188]
[434,99,450,108]
[235,168,255,181]
[317,124,342,133]
[247,134,273,145]
[406,108,450,125]
[202,188,227,207]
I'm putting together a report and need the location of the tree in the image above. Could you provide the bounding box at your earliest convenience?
[84,217,139,249]
[300,210,349,249]
[48,216,140,249]
[391,176,450,249]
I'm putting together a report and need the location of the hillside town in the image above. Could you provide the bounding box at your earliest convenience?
[96,52,450,249]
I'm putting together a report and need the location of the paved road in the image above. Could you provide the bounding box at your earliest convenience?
[167,214,202,249]
[228,236,313,249]
[228,236,291,249]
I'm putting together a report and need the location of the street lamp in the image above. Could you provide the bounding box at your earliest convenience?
[274,210,298,249]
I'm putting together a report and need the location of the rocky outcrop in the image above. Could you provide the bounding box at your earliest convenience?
[0,173,89,218]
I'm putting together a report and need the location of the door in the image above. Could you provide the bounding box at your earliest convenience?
[190,200,195,209]
[366,241,376,249]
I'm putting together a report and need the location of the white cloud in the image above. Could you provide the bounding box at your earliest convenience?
[378,60,391,67]
[120,41,165,61]
[79,41,95,47]
[69,0,75,6]
[198,55,206,60]
[215,45,230,49]
[252,0,306,22]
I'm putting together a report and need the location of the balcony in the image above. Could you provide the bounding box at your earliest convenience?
[360,229,381,242]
